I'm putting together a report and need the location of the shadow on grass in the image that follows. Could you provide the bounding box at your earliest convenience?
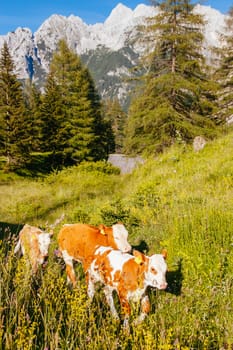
[0,221,24,240]
[131,240,149,254]
[16,152,64,177]
[166,258,183,296]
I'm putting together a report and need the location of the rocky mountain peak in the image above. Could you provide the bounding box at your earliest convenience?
[0,3,228,108]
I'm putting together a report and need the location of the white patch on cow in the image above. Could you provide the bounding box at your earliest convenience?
[112,223,131,252]
[107,250,133,279]
[95,246,112,255]
[61,249,76,284]
[61,249,74,266]
[38,233,51,257]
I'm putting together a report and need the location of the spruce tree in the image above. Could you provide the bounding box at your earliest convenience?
[48,40,113,165]
[0,42,30,171]
[213,6,233,123]
[103,98,126,153]
[124,0,218,155]
[39,72,66,165]
[23,80,42,152]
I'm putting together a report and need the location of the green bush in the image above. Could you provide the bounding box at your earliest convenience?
[77,160,120,175]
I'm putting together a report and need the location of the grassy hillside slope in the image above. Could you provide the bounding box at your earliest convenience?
[0,132,233,349]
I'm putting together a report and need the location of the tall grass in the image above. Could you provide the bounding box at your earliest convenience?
[0,136,233,349]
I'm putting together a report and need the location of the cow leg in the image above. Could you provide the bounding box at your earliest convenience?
[134,295,150,325]
[65,263,76,286]
[103,287,119,320]
[61,250,76,286]
[118,293,131,330]
[64,259,76,285]
[31,260,38,274]
[87,273,96,301]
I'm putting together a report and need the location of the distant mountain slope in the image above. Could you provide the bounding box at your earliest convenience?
[0,3,227,108]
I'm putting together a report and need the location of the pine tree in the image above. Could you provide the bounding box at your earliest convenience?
[39,72,66,162]
[47,40,114,165]
[23,80,42,152]
[124,0,218,155]
[0,42,30,171]
[213,6,233,123]
[103,98,126,153]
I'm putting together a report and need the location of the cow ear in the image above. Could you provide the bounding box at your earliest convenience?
[133,250,144,265]
[135,256,143,265]
[98,224,107,235]
[161,249,167,260]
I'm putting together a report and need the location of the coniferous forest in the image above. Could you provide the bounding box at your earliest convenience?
[0,1,232,173]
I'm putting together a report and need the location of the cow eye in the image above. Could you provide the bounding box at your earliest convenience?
[151,267,157,274]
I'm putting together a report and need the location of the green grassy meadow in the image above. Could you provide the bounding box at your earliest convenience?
[0,132,233,349]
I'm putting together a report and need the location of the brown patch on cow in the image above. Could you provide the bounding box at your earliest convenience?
[117,256,148,293]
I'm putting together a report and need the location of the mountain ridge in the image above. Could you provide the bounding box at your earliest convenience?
[0,3,227,108]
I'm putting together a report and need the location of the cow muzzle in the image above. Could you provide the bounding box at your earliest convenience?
[42,255,49,268]
[124,244,132,253]
[157,282,168,290]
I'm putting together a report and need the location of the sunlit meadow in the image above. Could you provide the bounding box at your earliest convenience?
[0,132,233,349]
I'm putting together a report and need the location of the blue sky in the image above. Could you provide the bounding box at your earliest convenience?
[0,0,232,35]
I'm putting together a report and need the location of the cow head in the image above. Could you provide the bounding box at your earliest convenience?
[98,223,131,253]
[37,230,53,264]
[146,250,168,290]
[112,223,132,252]
[134,249,167,290]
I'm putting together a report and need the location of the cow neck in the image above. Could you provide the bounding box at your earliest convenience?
[106,232,117,249]
[136,261,147,289]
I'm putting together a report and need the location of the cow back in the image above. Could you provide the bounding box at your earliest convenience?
[57,223,110,263]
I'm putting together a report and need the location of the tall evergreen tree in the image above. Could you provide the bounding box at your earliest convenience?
[103,98,126,153]
[0,42,30,171]
[39,72,67,166]
[213,6,233,123]
[23,80,42,152]
[124,0,218,155]
[47,40,114,165]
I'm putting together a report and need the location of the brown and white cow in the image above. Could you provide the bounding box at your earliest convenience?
[86,247,168,328]
[14,224,53,273]
[57,223,131,286]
